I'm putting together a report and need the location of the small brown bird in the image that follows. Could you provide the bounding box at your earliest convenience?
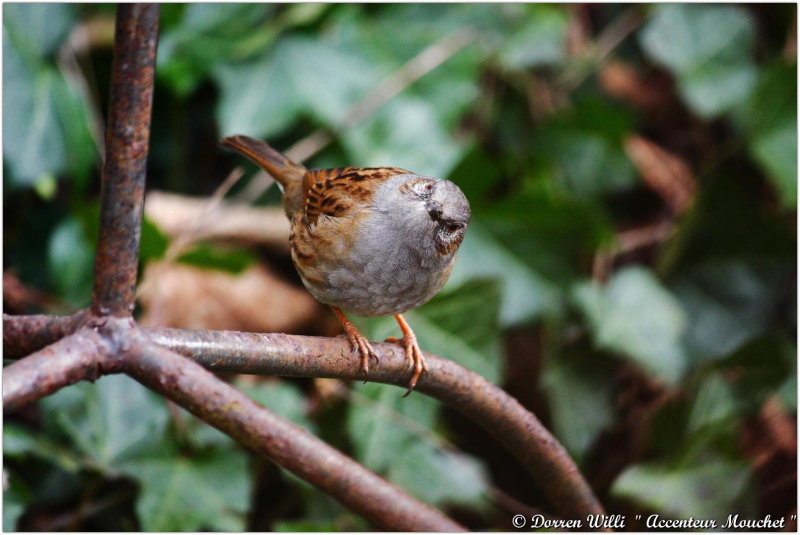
[222,135,470,393]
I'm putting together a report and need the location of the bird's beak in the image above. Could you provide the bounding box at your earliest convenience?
[426,201,443,221]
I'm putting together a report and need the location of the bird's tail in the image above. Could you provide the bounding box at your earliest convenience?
[221,135,305,189]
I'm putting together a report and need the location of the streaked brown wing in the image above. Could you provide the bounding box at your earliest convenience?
[302,167,411,226]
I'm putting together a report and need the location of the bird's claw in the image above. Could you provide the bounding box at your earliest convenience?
[386,332,427,397]
[346,332,377,383]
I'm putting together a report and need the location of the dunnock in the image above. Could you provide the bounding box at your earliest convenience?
[222,135,470,393]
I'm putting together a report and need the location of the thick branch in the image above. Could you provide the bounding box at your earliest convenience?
[3,328,121,412]
[124,340,465,532]
[3,311,89,360]
[91,4,159,316]
[145,327,605,523]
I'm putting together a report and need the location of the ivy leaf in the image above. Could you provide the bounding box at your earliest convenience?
[387,441,490,509]
[672,259,787,365]
[39,375,171,470]
[215,36,379,138]
[498,4,569,70]
[448,223,563,326]
[177,243,258,274]
[127,449,250,532]
[573,267,688,384]
[3,471,32,532]
[612,459,753,521]
[542,348,615,465]
[639,5,758,117]
[341,96,468,179]
[47,216,95,308]
[347,384,490,510]
[737,62,797,208]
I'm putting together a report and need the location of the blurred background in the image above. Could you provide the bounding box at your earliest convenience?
[3,3,797,531]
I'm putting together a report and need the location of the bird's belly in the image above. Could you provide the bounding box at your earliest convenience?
[295,247,453,317]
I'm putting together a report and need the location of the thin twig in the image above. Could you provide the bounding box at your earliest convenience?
[557,9,644,93]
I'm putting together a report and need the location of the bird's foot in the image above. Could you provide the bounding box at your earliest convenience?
[331,307,377,383]
[387,315,428,397]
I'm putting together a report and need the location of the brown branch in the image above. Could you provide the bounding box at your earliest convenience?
[124,340,466,532]
[91,4,159,317]
[4,310,606,523]
[3,327,121,412]
[3,311,90,360]
[144,327,605,523]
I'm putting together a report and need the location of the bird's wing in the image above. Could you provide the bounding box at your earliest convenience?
[302,167,411,226]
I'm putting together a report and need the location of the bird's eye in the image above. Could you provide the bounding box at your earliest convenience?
[413,181,434,198]
[446,222,462,234]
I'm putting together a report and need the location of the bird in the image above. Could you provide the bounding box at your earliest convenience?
[221,135,470,394]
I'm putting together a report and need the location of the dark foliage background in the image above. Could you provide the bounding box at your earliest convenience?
[3,3,797,531]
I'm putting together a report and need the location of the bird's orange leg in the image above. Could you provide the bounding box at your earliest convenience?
[385,314,427,396]
[330,306,376,383]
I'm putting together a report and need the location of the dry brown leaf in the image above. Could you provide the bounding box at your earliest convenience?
[624,135,697,214]
[145,191,290,249]
[139,261,323,333]
[599,60,671,113]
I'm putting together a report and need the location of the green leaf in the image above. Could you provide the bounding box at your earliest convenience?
[346,384,490,510]
[49,69,98,190]
[214,54,300,139]
[3,50,67,187]
[341,96,468,179]
[612,459,753,521]
[3,5,95,190]
[658,174,796,274]
[738,63,797,208]
[686,373,739,436]
[47,215,95,307]
[542,349,615,465]
[387,441,490,509]
[140,217,170,265]
[639,5,758,117]
[3,424,84,473]
[237,379,314,433]
[2,3,76,62]
[485,193,612,280]
[672,259,787,365]
[346,382,440,473]
[215,36,379,138]
[538,129,637,198]
[3,471,32,532]
[158,4,276,95]
[275,520,339,532]
[448,223,563,326]
[573,267,688,384]
[177,243,258,274]
[498,5,568,70]
[777,373,797,411]
[128,449,250,532]
[39,375,170,470]
[715,336,796,411]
